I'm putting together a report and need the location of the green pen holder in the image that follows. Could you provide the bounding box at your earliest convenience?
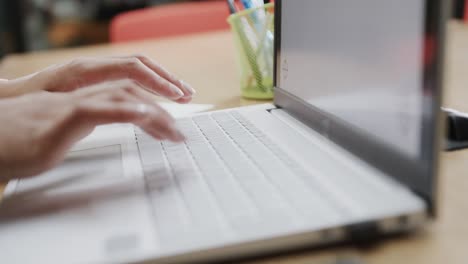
[227,3,275,100]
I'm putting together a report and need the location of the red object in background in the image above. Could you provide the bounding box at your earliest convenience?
[465,0,468,22]
[110,0,230,43]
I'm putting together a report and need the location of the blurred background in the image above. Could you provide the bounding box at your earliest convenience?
[0,0,467,59]
[0,0,217,58]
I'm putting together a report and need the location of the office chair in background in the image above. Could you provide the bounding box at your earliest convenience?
[110,0,230,43]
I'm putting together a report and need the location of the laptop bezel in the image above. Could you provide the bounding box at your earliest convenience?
[273,0,449,216]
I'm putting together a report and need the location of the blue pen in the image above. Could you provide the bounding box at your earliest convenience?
[241,0,261,27]
[241,0,253,9]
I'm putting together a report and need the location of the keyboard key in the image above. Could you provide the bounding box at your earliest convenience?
[137,140,164,167]
[149,183,192,243]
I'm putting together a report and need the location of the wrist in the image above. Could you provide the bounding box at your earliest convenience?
[0,74,46,98]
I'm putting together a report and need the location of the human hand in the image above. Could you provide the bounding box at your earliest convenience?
[0,80,184,181]
[2,55,196,103]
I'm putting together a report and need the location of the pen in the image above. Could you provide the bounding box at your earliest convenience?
[241,0,253,9]
[226,0,238,14]
[242,0,265,10]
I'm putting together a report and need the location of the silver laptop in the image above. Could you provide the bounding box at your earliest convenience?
[0,0,448,263]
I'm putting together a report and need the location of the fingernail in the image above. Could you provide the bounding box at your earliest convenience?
[171,84,185,98]
[181,80,196,95]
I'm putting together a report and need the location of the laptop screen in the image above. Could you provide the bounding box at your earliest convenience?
[274,0,447,214]
[278,0,425,158]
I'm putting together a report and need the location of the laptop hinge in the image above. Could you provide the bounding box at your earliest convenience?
[267,106,281,113]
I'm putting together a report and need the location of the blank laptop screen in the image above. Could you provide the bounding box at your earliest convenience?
[278,0,426,158]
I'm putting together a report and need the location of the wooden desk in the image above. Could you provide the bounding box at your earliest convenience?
[1,22,468,264]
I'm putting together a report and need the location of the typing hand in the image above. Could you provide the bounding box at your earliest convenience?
[1,55,196,104]
[0,80,184,181]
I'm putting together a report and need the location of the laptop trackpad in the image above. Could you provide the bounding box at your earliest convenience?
[12,144,125,197]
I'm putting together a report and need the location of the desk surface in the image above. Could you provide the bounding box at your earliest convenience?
[1,21,468,264]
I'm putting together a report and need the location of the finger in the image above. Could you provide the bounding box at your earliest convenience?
[71,79,175,125]
[126,55,196,99]
[139,124,167,142]
[70,80,185,141]
[75,100,184,142]
[173,96,193,104]
[65,57,186,100]
[128,103,185,142]
[114,89,184,141]
[107,89,170,140]
[72,79,161,107]
[120,82,175,121]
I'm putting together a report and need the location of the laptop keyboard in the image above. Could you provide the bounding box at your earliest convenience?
[135,111,345,245]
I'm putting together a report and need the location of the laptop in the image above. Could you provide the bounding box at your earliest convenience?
[0,0,448,263]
